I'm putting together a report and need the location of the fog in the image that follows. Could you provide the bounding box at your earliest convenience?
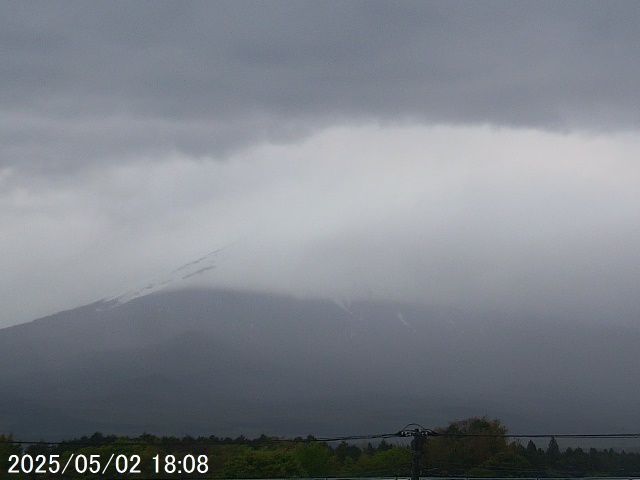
[2,2,640,329]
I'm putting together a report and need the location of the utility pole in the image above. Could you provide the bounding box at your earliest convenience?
[398,425,434,480]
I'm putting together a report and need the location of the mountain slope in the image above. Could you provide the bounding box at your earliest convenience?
[1,288,639,441]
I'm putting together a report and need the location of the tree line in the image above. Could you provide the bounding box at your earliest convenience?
[423,417,640,477]
[2,417,640,478]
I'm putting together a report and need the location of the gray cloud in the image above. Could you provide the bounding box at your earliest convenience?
[3,1,640,173]
[2,3,640,330]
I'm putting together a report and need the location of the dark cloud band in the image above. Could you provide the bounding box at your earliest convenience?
[2,1,640,172]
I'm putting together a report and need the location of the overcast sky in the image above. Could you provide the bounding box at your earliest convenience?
[2,1,640,328]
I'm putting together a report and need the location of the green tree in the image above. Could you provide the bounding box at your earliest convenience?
[563,446,590,476]
[467,451,531,477]
[222,448,306,478]
[356,446,411,476]
[546,436,561,470]
[293,442,334,476]
[378,439,392,451]
[0,434,24,479]
[523,439,544,473]
[424,417,509,475]
[335,440,361,464]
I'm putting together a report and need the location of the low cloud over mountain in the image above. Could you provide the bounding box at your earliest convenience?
[2,288,639,441]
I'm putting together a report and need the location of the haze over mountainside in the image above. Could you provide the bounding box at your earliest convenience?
[1,288,639,442]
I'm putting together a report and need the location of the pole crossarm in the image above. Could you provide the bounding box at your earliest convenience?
[397,424,438,438]
[396,425,437,480]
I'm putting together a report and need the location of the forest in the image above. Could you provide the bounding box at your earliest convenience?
[2,417,640,479]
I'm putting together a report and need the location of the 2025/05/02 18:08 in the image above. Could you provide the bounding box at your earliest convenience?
[7,453,209,475]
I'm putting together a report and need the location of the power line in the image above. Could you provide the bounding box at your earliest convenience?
[0,432,399,447]
[4,428,640,447]
[436,432,640,439]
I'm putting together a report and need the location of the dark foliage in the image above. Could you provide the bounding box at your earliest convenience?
[3,418,640,478]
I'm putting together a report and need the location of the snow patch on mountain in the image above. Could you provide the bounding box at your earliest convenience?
[97,247,227,310]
